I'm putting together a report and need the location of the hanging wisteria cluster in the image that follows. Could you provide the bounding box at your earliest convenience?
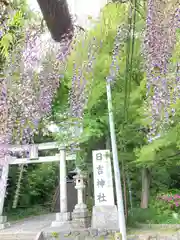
[66,35,99,151]
[5,27,68,145]
[144,0,180,142]
[106,24,128,84]
[69,37,97,119]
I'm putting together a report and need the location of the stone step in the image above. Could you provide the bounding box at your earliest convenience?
[0,232,38,240]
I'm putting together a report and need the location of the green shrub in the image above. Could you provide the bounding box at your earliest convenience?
[6,205,49,221]
[127,205,180,226]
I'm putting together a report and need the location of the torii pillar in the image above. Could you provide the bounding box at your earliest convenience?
[51,148,71,228]
[0,155,10,229]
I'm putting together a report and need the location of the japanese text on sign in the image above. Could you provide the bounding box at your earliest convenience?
[92,150,115,206]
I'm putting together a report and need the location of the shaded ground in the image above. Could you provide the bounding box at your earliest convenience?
[0,214,55,234]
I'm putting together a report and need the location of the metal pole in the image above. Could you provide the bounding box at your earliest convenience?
[106,81,127,240]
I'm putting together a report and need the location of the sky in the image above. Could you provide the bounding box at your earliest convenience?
[27,0,109,28]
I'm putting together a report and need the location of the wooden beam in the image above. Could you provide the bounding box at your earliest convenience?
[9,154,76,165]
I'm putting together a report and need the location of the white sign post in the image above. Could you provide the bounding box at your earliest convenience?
[91,150,118,230]
[93,150,114,206]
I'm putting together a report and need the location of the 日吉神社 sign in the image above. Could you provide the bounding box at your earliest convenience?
[92,149,115,206]
[92,149,118,230]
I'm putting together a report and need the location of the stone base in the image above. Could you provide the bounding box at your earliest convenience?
[74,203,87,210]
[51,212,71,228]
[0,216,10,230]
[72,206,88,219]
[91,205,119,230]
[71,218,90,229]
[72,204,90,228]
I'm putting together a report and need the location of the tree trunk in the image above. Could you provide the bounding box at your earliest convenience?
[140,168,150,209]
[37,0,73,42]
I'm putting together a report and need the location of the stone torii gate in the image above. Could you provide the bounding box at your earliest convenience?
[0,142,76,229]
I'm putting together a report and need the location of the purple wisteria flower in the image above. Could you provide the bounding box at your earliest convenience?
[67,36,99,151]
[145,0,179,142]
[69,37,97,118]
[106,24,128,84]
[4,25,72,145]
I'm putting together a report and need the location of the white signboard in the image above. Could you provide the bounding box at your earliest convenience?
[92,150,115,206]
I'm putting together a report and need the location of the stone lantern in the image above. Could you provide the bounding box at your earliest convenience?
[72,169,89,228]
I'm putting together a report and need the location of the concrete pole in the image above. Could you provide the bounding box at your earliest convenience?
[106,82,127,240]
[59,149,67,213]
